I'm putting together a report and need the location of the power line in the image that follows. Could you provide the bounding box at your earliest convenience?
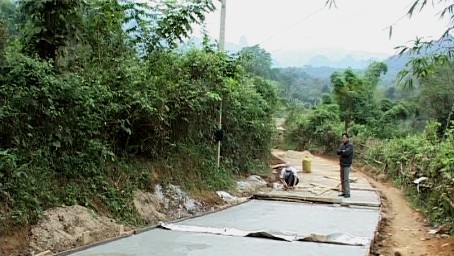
[258,3,377,47]
[263,2,416,50]
[382,1,416,31]
[259,5,326,45]
[242,0,421,54]
[264,6,371,49]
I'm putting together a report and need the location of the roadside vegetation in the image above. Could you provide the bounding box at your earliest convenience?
[0,0,277,233]
[1,0,453,249]
[281,0,454,232]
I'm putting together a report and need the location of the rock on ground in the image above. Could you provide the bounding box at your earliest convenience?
[236,175,268,195]
[154,184,205,217]
[133,190,167,224]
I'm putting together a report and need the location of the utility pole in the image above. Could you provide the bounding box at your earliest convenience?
[217,0,226,168]
[219,0,226,52]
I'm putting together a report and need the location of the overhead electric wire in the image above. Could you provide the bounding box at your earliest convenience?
[262,1,416,51]
[259,5,326,45]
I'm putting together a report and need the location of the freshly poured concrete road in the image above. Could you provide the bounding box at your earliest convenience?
[69,201,379,256]
[67,151,381,256]
[69,228,368,256]
[181,200,379,238]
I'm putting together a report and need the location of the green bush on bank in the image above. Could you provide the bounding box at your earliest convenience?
[0,46,277,229]
[360,122,454,230]
[283,97,453,231]
[282,103,343,152]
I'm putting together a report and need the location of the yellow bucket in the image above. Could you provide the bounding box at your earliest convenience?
[302,156,312,173]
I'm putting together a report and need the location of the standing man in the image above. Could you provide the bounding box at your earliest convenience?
[337,133,353,198]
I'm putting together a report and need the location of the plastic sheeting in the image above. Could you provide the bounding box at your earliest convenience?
[159,223,370,246]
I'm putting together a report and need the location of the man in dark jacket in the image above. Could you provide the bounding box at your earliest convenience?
[336,133,353,198]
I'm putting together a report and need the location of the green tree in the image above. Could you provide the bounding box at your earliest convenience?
[273,67,326,106]
[331,69,365,131]
[238,45,273,78]
[364,61,387,89]
[331,62,388,132]
[418,61,454,136]
[0,0,17,33]
[391,1,454,86]
[19,0,86,62]
[0,0,17,56]
[0,0,15,19]
[0,20,6,57]
[0,0,280,230]
[122,0,215,53]
[384,86,397,100]
[284,103,342,151]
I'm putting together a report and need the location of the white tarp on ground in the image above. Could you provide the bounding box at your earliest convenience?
[159,223,370,246]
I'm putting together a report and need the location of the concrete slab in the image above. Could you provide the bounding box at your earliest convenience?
[68,229,370,256]
[65,150,380,256]
[180,200,380,239]
[270,150,381,207]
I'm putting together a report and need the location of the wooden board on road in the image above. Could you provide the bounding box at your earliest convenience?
[253,191,380,208]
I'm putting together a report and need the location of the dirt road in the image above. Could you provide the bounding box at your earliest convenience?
[364,172,454,256]
[274,150,454,256]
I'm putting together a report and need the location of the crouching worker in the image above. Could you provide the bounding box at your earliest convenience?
[279,163,299,190]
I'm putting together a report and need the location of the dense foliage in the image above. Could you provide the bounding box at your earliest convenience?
[0,0,277,230]
[362,123,454,228]
[282,58,454,231]
[262,0,454,234]
[282,1,454,226]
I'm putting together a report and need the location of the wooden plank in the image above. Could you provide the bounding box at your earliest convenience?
[35,250,52,256]
[271,163,285,169]
[330,187,378,192]
[341,201,380,208]
[254,192,342,204]
[351,187,378,192]
[254,192,380,208]
[316,188,333,196]
[309,182,332,188]
[324,175,358,183]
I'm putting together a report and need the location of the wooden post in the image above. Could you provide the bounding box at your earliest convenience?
[217,0,226,167]
[218,0,226,52]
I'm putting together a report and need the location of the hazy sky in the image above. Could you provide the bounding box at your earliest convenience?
[197,0,450,55]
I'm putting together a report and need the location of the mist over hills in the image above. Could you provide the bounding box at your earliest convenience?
[221,38,405,81]
[221,37,392,69]
[269,48,391,69]
[183,36,452,87]
[182,36,392,69]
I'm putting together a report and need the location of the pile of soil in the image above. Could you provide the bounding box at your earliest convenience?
[1,176,269,255]
[30,205,129,254]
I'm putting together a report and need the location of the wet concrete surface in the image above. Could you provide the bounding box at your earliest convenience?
[180,200,379,238]
[68,200,379,256]
[67,151,381,256]
[69,229,369,256]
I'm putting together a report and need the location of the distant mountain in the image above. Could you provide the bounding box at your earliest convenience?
[378,55,409,87]
[306,55,331,67]
[270,48,389,69]
[182,36,391,69]
[299,65,363,80]
[182,35,453,88]
[379,37,454,87]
